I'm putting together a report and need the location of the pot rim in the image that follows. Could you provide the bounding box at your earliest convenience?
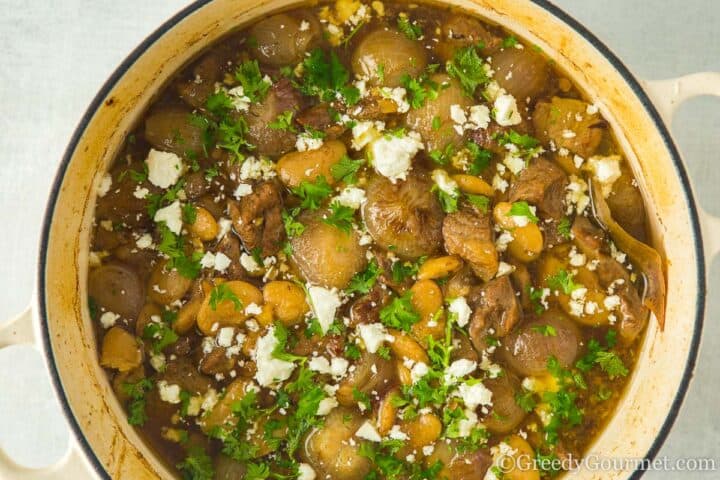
[35,1,707,479]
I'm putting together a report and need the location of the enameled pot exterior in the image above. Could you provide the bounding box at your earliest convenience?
[0,0,716,478]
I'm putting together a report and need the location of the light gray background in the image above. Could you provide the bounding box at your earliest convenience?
[0,0,718,477]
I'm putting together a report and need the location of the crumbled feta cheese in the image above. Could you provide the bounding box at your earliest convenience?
[240,156,276,181]
[146,149,184,189]
[492,173,509,193]
[299,20,311,32]
[457,408,479,437]
[450,104,491,134]
[245,303,263,316]
[495,230,514,252]
[565,175,589,215]
[503,153,525,175]
[389,424,409,441]
[587,155,622,197]
[216,217,232,240]
[369,131,424,182]
[213,252,232,272]
[568,247,586,267]
[135,233,153,250]
[422,445,435,456]
[316,396,339,416]
[380,87,410,113]
[157,381,182,404]
[150,353,166,371]
[335,187,367,209]
[445,359,477,384]
[99,311,119,329]
[226,85,252,111]
[216,327,235,348]
[154,200,183,234]
[296,132,324,152]
[351,120,385,150]
[410,362,429,383]
[97,173,112,197]
[233,183,253,199]
[604,295,621,311]
[356,421,382,442]
[357,322,394,353]
[240,253,261,273]
[468,105,491,129]
[254,327,297,387]
[431,169,459,196]
[133,186,149,199]
[297,463,316,480]
[457,381,493,410]
[496,261,515,277]
[307,286,342,334]
[448,297,472,327]
[493,93,522,126]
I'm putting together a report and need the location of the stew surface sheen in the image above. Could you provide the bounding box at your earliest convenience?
[87,1,667,479]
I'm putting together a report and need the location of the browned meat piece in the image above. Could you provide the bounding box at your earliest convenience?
[349,285,391,327]
[468,276,522,352]
[510,262,533,310]
[176,45,235,109]
[215,233,246,280]
[443,265,477,299]
[442,207,498,281]
[161,357,213,395]
[296,104,333,131]
[508,157,568,220]
[229,181,284,257]
[95,162,157,228]
[200,347,237,376]
[571,216,649,342]
[467,122,507,155]
[246,78,303,157]
[542,218,570,248]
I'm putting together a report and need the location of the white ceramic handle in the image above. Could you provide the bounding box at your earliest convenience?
[0,306,98,479]
[643,73,720,262]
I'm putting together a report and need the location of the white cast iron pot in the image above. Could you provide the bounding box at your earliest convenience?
[0,0,719,478]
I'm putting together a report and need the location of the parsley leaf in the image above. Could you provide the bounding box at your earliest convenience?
[272,323,305,363]
[397,15,422,40]
[465,141,492,174]
[531,324,557,337]
[121,378,153,426]
[379,291,420,332]
[177,446,214,480]
[234,60,270,103]
[346,258,382,295]
[143,314,179,354]
[502,35,519,48]
[434,186,459,213]
[282,208,305,238]
[494,130,543,160]
[465,193,490,212]
[390,256,426,283]
[156,223,202,279]
[209,283,243,311]
[322,201,356,233]
[446,43,489,96]
[557,217,572,240]
[182,203,197,224]
[400,70,441,109]
[296,48,360,105]
[515,389,537,413]
[291,175,333,210]
[268,110,296,132]
[429,143,455,166]
[546,269,580,295]
[507,201,539,223]
[330,155,365,184]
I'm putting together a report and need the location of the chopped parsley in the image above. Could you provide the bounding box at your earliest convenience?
[400,67,441,109]
[507,201,539,223]
[268,110,296,132]
[514,389,537,413]
[429,143,455,166]
[121,378,153,426]
[465,193,490,212]
[546,269,580,295]
[234,59,271,103]
[346,258,382,295]
[531,324,558,337]
[434,186,459,214]
[330,155,365,184]
[494,130,543,160]
[143,312,179,354]
[379,290,420,332]
[576,331,628,380]
[177,446,214,480]
[557,217,572,240]
[156,224,203,279]
[446,43,489,96]
[322,201,356,233]
[182,203,197,224]
[465,141,492,174]
[390,256,426,283]
[291,175,333,210]
[282,208,305,238]
[502,35,519,48]
[208,283,243,311]
[397,15,422,40]
[296,48,360,105]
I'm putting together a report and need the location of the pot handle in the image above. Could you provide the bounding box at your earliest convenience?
[0,306,98,479]
[642,73,720,262]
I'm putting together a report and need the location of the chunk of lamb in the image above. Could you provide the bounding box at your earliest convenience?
[572,216,648,343]
[229,181,285,257]
[468,276,523,352]
[508,157,568,220]
[442,206,498,281]
[246,78,303,157]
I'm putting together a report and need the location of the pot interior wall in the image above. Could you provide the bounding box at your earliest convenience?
[41,0,701,478]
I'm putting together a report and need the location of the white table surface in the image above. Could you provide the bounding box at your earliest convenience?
[0,0,718,477]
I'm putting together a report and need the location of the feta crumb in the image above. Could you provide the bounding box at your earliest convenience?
[307,286,342,334]
[357,322,394,353]
[240,253,262,273]
[351,120,385,150]
[410,362,430,383]
[587,155,622,197]
[457,381,493,410]
[493,93,522,126]
[233,183,253,199]
[448,297,472,327]
[503,153,525,175]
[380,87,410,113]
[445,359,477,384]
[216,327,235,347]
[296,132,324,152]
[99,311,119,329]
[356,421,382,442]
[154,200,183,234]
[431,169,460,197]
[146,149,184,189]
[369,131,424,182]
[240,156,276,181]
[335,186,367,209]
[316,396,339,416]
[254,327,297,387]
[157,381,181,404]
[227,85,252,111]
[135,233,153,250]
[496,261,515,277]
[299,20,311,32]
[389,424,409,441]
[97,174,112,197]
